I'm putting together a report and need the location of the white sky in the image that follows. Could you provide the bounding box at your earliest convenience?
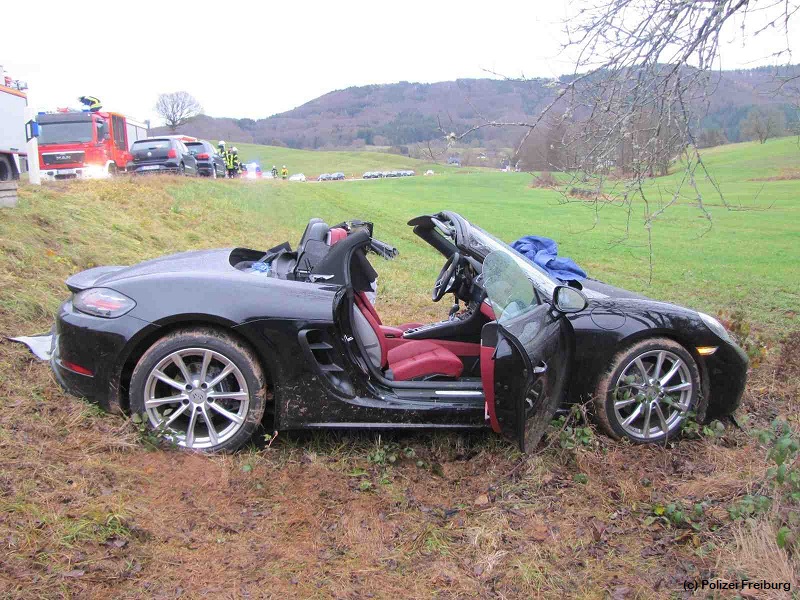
[2,0,797,126]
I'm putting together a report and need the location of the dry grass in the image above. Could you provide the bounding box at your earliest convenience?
[0,178,797,598]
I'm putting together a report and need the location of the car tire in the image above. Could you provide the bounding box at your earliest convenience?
[211,166,217,179]
[593,337,701,444]
[0,155,15,181]
[129,328,268,453]
[178,162,185,176]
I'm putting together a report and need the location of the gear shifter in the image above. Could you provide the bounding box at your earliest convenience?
[448,302,460,321]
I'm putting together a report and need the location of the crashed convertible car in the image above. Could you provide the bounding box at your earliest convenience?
[50,211,748,452]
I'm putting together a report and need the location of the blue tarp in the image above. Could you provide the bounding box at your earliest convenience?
[511,235,587,282]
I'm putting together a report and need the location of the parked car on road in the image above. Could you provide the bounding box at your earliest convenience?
[289,173,306,182]
[318,173,331,181]
[184,140,225,178]
[363,172,378,179]
[331,172,345,180]
[128,138,198,176]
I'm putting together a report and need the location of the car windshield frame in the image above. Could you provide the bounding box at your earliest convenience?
[467,223,559,300]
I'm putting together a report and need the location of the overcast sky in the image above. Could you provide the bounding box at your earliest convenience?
[2,0,797,125]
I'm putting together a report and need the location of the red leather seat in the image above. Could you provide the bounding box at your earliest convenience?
[354,292,422,333]
[387,340,463,381]
[353,294,463,381]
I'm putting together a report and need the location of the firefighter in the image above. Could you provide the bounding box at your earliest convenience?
[218,141,229,175]
[281,165,288,179]
[226,147,240,178]
[271,165,278,178]
[78,95,103,112]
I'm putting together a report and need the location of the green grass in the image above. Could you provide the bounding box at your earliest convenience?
[227,141,460,178]
[169,137,799,334]
[2,137,798,338]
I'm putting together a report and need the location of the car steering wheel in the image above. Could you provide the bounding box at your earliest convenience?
[432,252,461,302]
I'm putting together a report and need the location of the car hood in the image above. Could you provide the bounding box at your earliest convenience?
[580,278,649,300]
[65,248,234,292]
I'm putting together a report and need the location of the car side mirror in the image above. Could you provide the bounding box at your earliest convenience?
[552,285,588,314]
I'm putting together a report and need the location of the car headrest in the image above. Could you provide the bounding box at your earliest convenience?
[298,218,330,251]
[327,227,347,245]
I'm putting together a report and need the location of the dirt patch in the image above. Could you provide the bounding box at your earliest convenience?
[749,168,800,181]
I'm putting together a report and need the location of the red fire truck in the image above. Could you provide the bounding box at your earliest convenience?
[37,109,148,180]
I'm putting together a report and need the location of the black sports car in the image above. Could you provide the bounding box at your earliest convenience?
[50,212,748,452]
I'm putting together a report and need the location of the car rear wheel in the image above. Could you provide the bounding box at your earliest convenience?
[129,328,267,453]
[593,337,700,444]
[178,162,185,176]
[0,155,14,181]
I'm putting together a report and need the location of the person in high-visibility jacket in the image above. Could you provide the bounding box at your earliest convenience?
[281,165,288,179]
[226,147,241,178]
[78,95,103,112]
[218,141,230,176]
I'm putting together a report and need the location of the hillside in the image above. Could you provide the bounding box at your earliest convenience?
[233,142,451,178]
[153,65,800,149]
[0,138,797,598]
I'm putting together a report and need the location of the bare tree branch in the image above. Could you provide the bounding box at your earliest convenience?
[155,91,203,132]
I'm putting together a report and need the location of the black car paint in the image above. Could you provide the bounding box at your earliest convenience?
[185,140,225,177]
[128,138,198,176]
[51,214,748,437]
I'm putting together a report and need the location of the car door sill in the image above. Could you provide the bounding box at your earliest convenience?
[305,422,486,429]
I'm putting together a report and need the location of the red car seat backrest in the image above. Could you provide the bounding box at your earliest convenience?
[355,291,382,325]
[327,227,347,245]
[353,293,388,368]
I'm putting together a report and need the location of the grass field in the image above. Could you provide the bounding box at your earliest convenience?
[0,138,798,598]
[232,142,459,179]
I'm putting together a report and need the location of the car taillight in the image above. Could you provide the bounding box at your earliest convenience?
[73,288,136,318]
[197,153,209,159]
[62,360,94,376]
[167,149,177,158]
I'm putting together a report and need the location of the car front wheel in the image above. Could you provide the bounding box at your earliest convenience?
[129,328,267,452]
[593,337,700,443]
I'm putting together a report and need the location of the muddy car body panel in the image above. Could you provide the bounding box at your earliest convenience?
[51,212,748,452]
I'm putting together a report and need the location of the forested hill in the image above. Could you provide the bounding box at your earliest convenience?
[153,65,799,149]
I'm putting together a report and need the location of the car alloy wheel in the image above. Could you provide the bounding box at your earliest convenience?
[143,348,250,449]
[130,328,267,452]
[594,337,700,443]
[612,349,692,440]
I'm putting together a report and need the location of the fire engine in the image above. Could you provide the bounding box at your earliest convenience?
[37,108,148,180]
[0,65,28,181]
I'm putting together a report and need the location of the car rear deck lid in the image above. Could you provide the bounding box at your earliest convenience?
[65,266,126,293]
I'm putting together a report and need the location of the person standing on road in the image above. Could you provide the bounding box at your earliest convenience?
[218,141,229,177]
[281,165,288,179]
[271,165,278,178]
[226,147,240,178]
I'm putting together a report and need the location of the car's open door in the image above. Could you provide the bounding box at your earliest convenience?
[480,251,578,452]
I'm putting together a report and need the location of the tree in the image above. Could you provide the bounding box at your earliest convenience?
[433,0,797,279]
[741,107,786,144]
[697,128,729,149]
[155,92,202,132]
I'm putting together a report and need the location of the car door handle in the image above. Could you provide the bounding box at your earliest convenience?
[533,361,547,374]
